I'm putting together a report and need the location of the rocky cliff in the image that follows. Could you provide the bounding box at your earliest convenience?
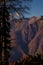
[9,16,43,62]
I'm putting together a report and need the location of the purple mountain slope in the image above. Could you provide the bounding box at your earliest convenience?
[9,16,43,62]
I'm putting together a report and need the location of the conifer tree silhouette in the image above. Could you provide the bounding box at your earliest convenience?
[0,0,32,65]
[0,8,2,65]
[0,0,11,65]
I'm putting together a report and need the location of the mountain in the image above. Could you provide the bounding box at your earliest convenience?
[9,16,43,62]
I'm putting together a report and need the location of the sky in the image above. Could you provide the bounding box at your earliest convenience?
[0,0,43,18]
[28,0,43,17]
[6,0,43,18]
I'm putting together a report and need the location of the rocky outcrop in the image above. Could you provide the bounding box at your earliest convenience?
[9,16,43,62]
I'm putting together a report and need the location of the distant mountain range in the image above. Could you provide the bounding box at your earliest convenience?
[9,16,43,62]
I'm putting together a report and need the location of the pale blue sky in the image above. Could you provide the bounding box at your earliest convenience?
[29,0,43,17]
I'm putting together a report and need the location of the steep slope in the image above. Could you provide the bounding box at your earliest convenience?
[9,16,43,62]
[28,17,43,55]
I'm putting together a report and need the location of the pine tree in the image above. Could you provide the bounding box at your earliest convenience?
[0,0,32,65]
[0,0,11,65]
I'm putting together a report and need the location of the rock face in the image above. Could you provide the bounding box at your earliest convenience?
[9,16,43,62]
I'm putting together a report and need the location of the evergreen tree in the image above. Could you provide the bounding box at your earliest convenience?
[0,1,11,65]
[0,0,32,65]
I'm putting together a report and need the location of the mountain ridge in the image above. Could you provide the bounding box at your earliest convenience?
[9,16,43,62]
